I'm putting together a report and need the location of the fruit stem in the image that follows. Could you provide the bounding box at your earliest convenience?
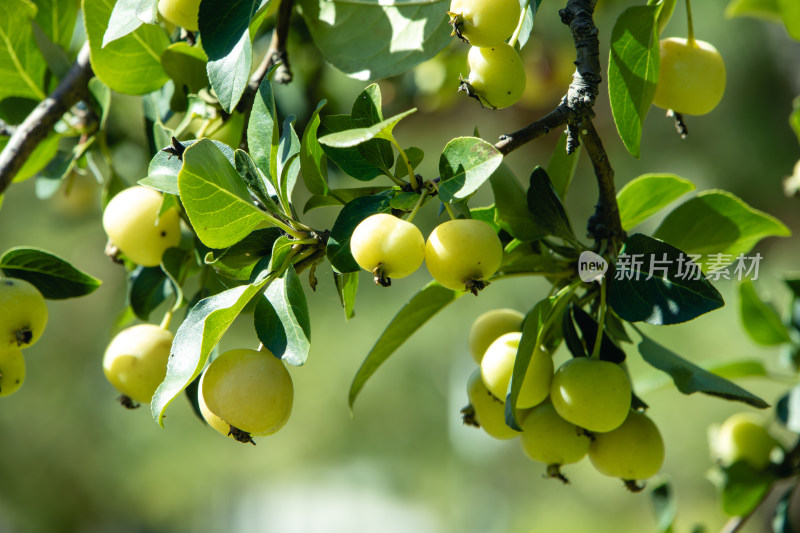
[590,279,607,359]
[160,309,174,330]
[262,212,307,240]
[405,189,428,223]
[195,119,212,139]
[685,0,695,45]
[389,137,420,190]
[508,0,531,48]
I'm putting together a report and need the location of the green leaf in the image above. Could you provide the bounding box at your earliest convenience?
[725,0,782,22]
[776,385,800,432]
[31,18,72,79]
[394,147,424,180]
[33,0,81,49]
[779,0,800,40]
[489,163,544,241]
[142,139,236,196]
[334,271,358,320]
[200,0,265,111]
[128,266,173,320]
[0,0,47,102]
[234,149,280,213]
[349,282,464,409]
[739,279,792,345]
[791,96,800,147]
[152,279,269,426]
[277,115,301,208]
[438,136,503,203]
[714,461,774,516]
[303,186,391,213]
[350,84,395,174]
[161,42,209,111]
[516,0,542,48]
[0,247,101,299]
[300,0,451,81]
[318,114,384,181]
[637,332,768,408]
[254,267,311,366]
[205,228,281,280]
[546,132,581,200]
[608,233,724,325]
[84,0,169,95]
[651,482,677,533]
[88,77,111,129]
[178,138,271,248]
[300,100,329,196]
[617,173,695,230]
[608,5,660,158]
[318,109,416,148]
[0,132,59,183]
[247,76,279,187]
[526,167,574,242]
[327,194,393,273]
[653,190,791,262]
[102,0,158,47]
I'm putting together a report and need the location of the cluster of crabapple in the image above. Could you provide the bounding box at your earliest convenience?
[101,186,294,443]
[350,214,503,292]
[709,412,783,472]
[463,309,665,487]
[448,0,526,109]
[0,278,48,398]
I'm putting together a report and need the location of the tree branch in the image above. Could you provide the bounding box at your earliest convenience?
[0,43,93,195]
[581,121,623,244]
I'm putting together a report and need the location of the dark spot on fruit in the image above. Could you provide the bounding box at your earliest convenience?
[160,231,167,237]
[15,327,33,346]
[3,280,13,285]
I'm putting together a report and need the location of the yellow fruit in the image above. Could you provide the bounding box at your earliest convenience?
[550,357,632,433]
[200,348,293,438]
[158,0,202,31]
[448,0,520,47]
[103,324,173,404]
[468,308,524,363]
[0,277,48,351]
[466,43,527,109]
[466,368,519,440]
[589,410,665,480]
[713,413,778,470]
[0,347,25,397]
[102,186,181,267]
[652,37,726,115]
[520,401,591,466]
[481,332,553,408]
[425,219,503,292]
[349,214,426,284]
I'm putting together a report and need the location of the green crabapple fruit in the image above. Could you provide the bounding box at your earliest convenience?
[0,277,48,351]
[550,357,632,433]
[349,213,426,286]
[200,348,293,443]
[448,0,520,48]
[103,324,173,405]
[520,401,591,468]
[158,0,202,31]
[464,43,527,109]
[198,384,281,440]
[652,37,726,116]
[465,369,519,440]
[0,347,25,398]
[481,332,553,409]
[589,410,665,481]
[102,186,181,267]
[712,413,778,470]
[468,308,524,364]
[425,219,503,293]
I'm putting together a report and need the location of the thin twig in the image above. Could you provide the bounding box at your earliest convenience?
[0,43,93,194]
[580,121,624,244]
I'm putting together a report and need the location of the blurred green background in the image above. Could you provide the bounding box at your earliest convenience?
[1,2,799,532]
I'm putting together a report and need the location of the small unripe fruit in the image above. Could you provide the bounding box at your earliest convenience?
[520,402,591,466]
[466,369,518,440]
[103,186,181,267]
[200,348,293,439]
[589,410,665,481]
[448,0,520,47]
[0,348,25,397]
[425,219,503,292]
[465,44,527,109]
[350,214,426,285]
[481,332,553,408]
[652,37,726,116]
[712,413,778,470]
[103,324,173,404]
[468,308,524,364]
[0,277,48,351]
[158,0,202,31]
[550,357,632,433]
